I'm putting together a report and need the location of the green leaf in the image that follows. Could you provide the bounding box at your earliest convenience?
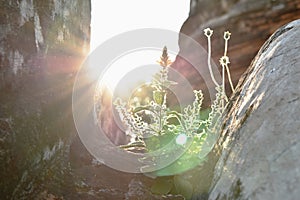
[132,106,152,113]
[153,90,165,105]
[174,175,193,199]
[151,178,173,195]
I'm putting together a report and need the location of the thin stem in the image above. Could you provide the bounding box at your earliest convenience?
[225,40,228,56]
[207,36,219,87]
[167,113,187,133]
[222,64,225,94]
[225,64,235,92]
[223,31,234,93]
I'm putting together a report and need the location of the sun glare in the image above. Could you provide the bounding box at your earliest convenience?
[100,49,176,95]
[90,1,189,93]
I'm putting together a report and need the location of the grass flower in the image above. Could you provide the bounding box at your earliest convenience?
[204,28,213,37]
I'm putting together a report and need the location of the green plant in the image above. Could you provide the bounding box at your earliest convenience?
[114,28,235,175]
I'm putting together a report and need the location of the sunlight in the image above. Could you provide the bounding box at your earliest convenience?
[100,49,176,95]
[90,1,189,93]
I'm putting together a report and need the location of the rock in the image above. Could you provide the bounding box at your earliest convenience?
[0,118,17,199]
[208,19,300,199]
[0,0,90,198]
[173,0,300,97]
[125,179,184,200]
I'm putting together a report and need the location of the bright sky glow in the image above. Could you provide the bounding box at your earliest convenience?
[100,49,172,94]
[90,1,190,92]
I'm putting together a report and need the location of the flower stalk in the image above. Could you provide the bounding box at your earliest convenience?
[204,28,219,87]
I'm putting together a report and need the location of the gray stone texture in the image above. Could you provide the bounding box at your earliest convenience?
[209,19,300,200]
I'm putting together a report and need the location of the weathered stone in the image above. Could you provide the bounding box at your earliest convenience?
[0,0,91,198]
[209,19,300,200]
[173,0,300,98]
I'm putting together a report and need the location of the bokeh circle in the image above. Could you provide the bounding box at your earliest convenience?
[72,28,221,173]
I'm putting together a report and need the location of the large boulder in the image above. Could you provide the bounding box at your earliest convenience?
[209,19,300,200]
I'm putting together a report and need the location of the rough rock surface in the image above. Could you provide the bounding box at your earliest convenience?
[173,0,300,97]
[209,19,300,199]
[0,0,91,199]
